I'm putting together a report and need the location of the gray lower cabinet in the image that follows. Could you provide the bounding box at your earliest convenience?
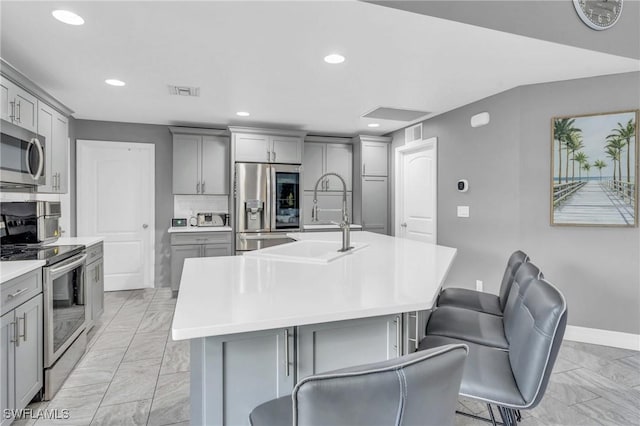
[297,314,400,379]
[191,327,295,426]
[1,293,44,426]
[170,232,232,292]
[190,314,402,426]
[85,242,104,330]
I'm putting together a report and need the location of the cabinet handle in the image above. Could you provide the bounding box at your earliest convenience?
[15,101,21,123]
[284,328,290,376]
[202,181,205,193]
[10,321,17,345]
[7,288,28,299]
[395,316,401,357]
[273,151,276,162]
[363,163,366,175]
[326,179,330,190]
[19,312,26,342]
[196,182,200,193]
[9,100,16,121]
[267,150,271,162]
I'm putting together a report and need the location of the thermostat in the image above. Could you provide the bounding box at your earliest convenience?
[457,179,469,192]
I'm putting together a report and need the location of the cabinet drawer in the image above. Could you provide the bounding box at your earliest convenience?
[171,232,232,245]
[86,242,104,263]
[1,270,42,316]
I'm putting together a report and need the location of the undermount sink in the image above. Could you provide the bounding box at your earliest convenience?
[243,240,369,264]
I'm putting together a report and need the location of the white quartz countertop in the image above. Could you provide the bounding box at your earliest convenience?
[172,231,456,341]
[0,260,46,284]
[47,237,105,247]
[168,226,232,233]
[303,224,363,230]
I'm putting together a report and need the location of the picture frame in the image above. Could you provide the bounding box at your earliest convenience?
[551,110,638,227]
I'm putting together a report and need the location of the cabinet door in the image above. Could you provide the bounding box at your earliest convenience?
[170,245,201,292]
[13,86,38,133]
[362,177,388,234]
[203,244,232,257]
[173,135,201,194]
[201,136,229,195]
[93,260,104,321]
[297,315,400,380]
[270,135,302,164]
[14,294,43,411]
[52,112,69,193]
[0,78,10,122]
[37,102,55,193]
[361,141,388,176]
[303,192,352,225]
[190,328,295,426]
[302,143,325,191]
[234,133,270,163]
[325,144,352,191]
[1,312,15,426]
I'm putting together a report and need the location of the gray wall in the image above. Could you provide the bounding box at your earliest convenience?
[368,1,640,60]
[391,71,640,334]
[72,120,173,288]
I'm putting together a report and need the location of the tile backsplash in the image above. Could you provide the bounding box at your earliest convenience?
[173,195,229,219]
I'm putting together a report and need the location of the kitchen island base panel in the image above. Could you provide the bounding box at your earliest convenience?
[190,314,402,426]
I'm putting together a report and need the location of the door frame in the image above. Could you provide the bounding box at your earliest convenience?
[394,137,437,242]
[76,139,155,289]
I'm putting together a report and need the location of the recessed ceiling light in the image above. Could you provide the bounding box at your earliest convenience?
[324,54,345,64]
[236,111,250,117]
[105,79,125,87]
[368,123,380,128]
[52,10,84,25]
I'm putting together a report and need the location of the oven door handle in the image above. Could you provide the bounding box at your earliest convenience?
[49,254,87,276]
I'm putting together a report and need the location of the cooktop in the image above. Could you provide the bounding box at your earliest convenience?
[1,244,85,265]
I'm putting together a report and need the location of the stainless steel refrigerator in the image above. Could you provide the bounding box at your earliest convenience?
[235,162,301,252]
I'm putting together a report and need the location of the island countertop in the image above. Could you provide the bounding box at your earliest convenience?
[172,232,456,340]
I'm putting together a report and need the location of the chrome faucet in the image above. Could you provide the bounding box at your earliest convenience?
[312,172,352,252]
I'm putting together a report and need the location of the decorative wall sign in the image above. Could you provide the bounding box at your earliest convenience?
[551,110,638,226]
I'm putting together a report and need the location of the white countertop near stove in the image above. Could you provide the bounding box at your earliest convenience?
[47,237,105,247]
[172,231,456,340]
[0,260,46,284]
[168,226,232,233]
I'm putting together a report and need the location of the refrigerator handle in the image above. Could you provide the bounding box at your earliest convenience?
[270,166,277,231]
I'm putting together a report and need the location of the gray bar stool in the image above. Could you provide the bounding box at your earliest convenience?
[249,344,468,426]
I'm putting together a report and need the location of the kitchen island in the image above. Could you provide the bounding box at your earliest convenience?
[172,231,456,425]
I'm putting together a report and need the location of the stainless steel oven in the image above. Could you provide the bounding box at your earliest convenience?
[0,119,46,186]
[43,252,87,399]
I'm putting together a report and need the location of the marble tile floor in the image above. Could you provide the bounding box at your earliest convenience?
[15,288,640,426]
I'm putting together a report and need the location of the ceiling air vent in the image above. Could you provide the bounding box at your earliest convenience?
[405,123,422,144]
[168,85,200,97]
[363,107,429,122]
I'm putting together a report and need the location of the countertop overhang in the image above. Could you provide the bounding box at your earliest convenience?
[172,232,456,341]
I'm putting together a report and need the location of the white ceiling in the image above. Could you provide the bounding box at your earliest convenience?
[1,1,638,136]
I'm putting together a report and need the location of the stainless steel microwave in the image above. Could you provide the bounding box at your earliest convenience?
[0,119,46,186]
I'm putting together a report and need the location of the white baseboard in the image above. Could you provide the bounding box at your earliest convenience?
[564,325,640,351]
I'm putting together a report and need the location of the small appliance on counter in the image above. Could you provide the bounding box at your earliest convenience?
[196,212,225,227]
[172,218,187,227]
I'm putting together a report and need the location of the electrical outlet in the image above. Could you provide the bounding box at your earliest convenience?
[476,280,483,292]
[457,206,470,218]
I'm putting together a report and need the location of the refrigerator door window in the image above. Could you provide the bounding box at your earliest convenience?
[273,172,300,230]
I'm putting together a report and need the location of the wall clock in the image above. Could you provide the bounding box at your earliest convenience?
[573,0,623,30]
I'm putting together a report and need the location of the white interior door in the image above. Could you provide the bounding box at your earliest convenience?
[77,140,155,291]
[395,138,437,243]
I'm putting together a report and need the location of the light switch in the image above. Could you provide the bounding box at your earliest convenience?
[457,206,470,218]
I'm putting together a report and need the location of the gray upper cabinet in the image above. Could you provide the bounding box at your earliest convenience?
[171,128,229,195]
[303,139,352,191]
[361,141,388,176]
[230,127,306,164]
[38,102,69,194]
[0,77,38,133]
[352,135,391,234]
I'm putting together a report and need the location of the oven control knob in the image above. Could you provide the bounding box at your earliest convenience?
[142,224,149,229]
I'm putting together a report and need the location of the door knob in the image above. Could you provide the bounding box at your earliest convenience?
[400,223,407,228]
[142,224,149,229]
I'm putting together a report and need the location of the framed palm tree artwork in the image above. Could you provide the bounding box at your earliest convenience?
[551,110,638,227]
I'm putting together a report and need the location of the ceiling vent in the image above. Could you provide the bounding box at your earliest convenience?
[405,123,423,144]
[169,85,200,97]
[363,107,430,122]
